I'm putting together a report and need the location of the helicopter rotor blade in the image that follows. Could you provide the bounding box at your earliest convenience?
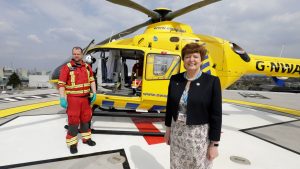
[165,0,221,20]
[97,19,152,45]
[106,0,159,20]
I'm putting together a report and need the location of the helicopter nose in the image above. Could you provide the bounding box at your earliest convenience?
[50,61,68,88]
[51,65,61,81]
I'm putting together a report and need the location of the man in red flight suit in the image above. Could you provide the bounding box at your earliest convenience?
[58,47,97,154]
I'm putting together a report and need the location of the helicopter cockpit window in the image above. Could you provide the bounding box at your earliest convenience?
[154,55,173,76]
[146,54,180,80]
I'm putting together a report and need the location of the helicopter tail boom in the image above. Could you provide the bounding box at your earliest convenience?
[246,54,300,78]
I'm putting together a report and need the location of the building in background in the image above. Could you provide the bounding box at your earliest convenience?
[16,68,28,78]
[16,68,29,87]
[0,66,52,90]
[228,74,300,93]
[0,68,4,90]
[28,75,52,88]
[0,67,5,90]
[0,68,3,78]
[3,67,14,78]
[0,67,14,90]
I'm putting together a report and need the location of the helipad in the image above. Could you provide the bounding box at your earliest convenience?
[0,89,299,169]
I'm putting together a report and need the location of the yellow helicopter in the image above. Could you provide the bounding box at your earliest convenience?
[51,0,300,113]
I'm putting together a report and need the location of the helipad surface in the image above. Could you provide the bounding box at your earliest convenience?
[0,90,299,169]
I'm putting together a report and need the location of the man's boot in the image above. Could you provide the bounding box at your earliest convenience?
[83,139,96,146]
[70,144,78,154]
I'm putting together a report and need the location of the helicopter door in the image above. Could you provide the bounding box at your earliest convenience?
[93,49,145,96]
[142,53,181,111]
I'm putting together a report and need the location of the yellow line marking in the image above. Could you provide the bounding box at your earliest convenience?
[49,79,58,83]
[0,101,59,118]
[2,98,298,118]
[223,98,300,117]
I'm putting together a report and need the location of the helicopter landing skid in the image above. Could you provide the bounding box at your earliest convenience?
[64,110,166,137]
[92,110,165,136]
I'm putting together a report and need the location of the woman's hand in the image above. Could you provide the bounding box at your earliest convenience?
[207,145,219,161]
[164,127,171,145]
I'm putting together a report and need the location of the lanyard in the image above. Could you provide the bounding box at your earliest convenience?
[182,70,202,104]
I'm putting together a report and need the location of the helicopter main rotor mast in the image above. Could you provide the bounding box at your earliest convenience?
[96,0,222,45]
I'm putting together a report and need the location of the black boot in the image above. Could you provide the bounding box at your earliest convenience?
[83,139,96,146]
[70,144,78,154]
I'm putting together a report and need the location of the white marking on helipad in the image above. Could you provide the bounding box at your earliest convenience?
[30,96,43,99]
[3,98,18,102]
[14,97,27,100]
[49,93,59,96]
[222,103,242,112]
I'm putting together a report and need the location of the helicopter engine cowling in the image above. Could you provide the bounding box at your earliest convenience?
[230,42,251,62]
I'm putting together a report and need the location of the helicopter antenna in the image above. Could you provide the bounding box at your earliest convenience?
[279,44,285,57]
[211,25,216,36]
[109,31,114,43]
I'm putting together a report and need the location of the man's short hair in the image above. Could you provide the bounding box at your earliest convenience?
[72,46,83,54]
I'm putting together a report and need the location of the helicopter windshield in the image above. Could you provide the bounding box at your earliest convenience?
[51,56,72,82]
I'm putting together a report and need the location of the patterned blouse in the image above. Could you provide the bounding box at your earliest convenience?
[177,70,203,123]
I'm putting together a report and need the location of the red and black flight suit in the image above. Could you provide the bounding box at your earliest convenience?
[58,60,95,147]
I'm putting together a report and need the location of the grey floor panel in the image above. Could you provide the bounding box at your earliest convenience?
[243,120,300,154]
[1,149,130,169]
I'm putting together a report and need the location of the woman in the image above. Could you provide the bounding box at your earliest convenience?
[164,43,222,169]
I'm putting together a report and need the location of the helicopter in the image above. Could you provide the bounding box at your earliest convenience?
[51,0,300,113]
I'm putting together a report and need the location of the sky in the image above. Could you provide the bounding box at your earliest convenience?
[0,0,300,71]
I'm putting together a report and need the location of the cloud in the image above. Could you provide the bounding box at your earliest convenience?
[170,0,300,58]
[0,21,13,32]
[47,27,90,42]
[0,0,300,71]
[271,11,300,23]
[27,34,42,44]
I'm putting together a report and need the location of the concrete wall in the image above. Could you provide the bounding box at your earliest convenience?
[0,67,3,78]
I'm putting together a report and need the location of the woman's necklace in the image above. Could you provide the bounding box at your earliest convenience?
[184,69,202,81]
